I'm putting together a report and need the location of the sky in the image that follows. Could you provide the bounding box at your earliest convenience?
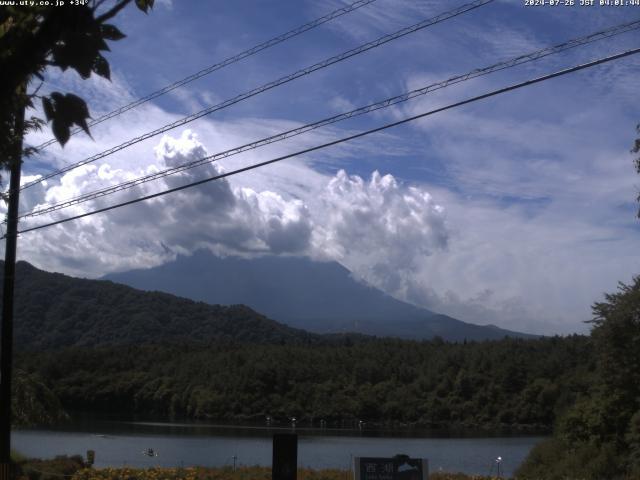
[5,0,640,335]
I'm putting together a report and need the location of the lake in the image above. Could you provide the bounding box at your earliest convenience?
[13,420,545,477]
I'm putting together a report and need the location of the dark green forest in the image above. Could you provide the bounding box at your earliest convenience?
[17,335,592,431]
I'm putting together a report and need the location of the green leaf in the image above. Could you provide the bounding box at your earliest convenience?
[42,97,54,121]
[51,118,70,147]
[92,54,110,80]
[74,57,93,79]
[61,93,91,136]
[101,24,126,41]
[50,92,64,103]
[135,0,154,13]
[97,37,111,52]
[45,92,93,145]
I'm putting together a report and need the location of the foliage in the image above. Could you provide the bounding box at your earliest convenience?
[517,277,640,479]
[626,410,640,477]
[16,455,86,480]
[17,335,592,430]
[69,466,500,480]
[0,0,153,176]
[515,437,622,480]
[634,124,640,216]
[589,278,640,443]
[12,369,67,427]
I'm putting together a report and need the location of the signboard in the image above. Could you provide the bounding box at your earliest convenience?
[354,456,428,480]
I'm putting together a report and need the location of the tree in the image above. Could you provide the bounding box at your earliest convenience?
[517,278,640,479]
[0,1,153,472]
[0,0,154,175]
[589,278,640,454]
[634,123,640,216]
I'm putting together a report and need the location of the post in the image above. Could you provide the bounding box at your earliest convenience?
[0,98,25,479]
[272,433,297,480]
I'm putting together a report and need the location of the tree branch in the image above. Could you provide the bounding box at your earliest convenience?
[95,0,132,23]
[28,80,44,98]
[92,0,109,10]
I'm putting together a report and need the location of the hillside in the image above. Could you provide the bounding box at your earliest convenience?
[4,261,320,350]
[105,251,536,341]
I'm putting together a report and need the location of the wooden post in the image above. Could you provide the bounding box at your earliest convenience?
[272,433,297,480]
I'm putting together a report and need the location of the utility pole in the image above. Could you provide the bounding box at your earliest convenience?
[0,95,25,480]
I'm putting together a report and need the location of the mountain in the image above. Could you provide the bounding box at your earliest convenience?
[104,251,536,341]
[4,260,322,350]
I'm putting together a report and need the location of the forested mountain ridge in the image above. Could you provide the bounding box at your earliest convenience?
[3,260,322,349]
[104,251,537,341]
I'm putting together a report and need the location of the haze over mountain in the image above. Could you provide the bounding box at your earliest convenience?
[104,251,536,341]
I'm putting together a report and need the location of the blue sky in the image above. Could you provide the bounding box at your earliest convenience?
[8,0,640,335]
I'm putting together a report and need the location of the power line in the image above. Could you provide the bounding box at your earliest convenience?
[20,0,494,192]
[32,0,379,151]
[17,18,640,220]
[14,47,640,237]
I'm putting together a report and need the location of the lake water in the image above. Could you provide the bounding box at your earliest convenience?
[13,420,545,477]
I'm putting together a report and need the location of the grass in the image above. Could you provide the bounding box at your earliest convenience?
[70,466,501,480]
[7,456,510,480]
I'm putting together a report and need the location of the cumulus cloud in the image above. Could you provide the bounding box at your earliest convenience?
[312,169,449,291]
[12,127,449,285]
[11,131,314,276]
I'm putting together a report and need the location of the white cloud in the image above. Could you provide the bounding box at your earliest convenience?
[13,126,450,284]
[11,130,315,276]
[329,96,356,113]
[312,0,455,43]
[311,169,449,292]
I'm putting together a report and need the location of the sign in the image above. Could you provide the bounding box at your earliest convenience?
[354,456,428,480]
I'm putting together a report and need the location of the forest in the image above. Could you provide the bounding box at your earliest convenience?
[17,335,591,432]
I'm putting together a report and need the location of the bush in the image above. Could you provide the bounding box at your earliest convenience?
[17,455,86,480]
[515,437,625,480]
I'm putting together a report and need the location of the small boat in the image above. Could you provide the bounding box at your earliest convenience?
[143,448,158,457]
